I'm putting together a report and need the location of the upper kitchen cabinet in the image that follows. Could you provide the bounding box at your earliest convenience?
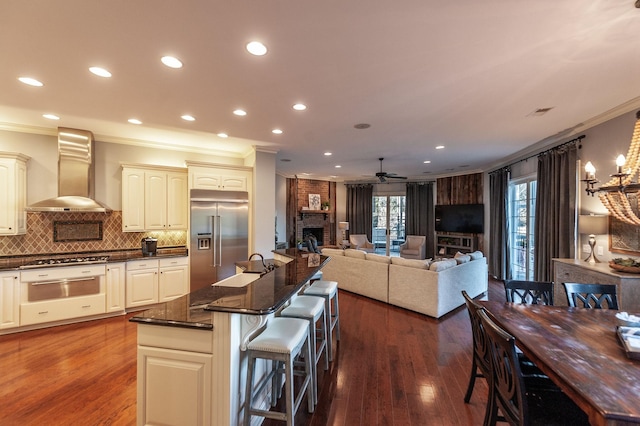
[122,164,188,232]
[188,164,251,192]
[0,153,29,235]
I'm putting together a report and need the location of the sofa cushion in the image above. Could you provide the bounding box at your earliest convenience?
[469,250,484,260]
[391,256,431,269]
[321,248,344,256]
[454,252,471,264]
[429,259,458,272]
[366,253,391,264]
[344,248,367,259]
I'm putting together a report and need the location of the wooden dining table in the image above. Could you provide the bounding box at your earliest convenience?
[480,301,640,426]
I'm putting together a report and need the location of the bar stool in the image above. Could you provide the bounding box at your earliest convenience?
[303,280,340,362]
[309,270,323,282]
[279,295,328,405]
[244,317,314,426]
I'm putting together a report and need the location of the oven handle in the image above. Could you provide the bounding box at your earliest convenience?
[29,277,100,286]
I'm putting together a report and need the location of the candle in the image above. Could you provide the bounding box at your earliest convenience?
[585,161,596,180]
[616,155,626,174]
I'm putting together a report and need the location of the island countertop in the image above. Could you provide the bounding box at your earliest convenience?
[130,250,329,330]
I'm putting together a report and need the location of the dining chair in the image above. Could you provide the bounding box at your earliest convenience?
[477,308,589,426]
[563,283,619,309]
[503,280,554,305]
[461,291,554,425]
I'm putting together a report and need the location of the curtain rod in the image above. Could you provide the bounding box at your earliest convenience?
[489,134,585,175]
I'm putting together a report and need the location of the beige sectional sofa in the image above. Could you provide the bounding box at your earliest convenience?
[320,248,488,318]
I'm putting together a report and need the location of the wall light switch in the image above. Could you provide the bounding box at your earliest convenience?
[597,246,604,256]
[582,244,590,253]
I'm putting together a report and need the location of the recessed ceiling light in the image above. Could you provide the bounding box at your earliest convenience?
[217,133,228,138]
[301,172,311,175]
[246,41,267,56]
[435,145,445,150]
[233,109,247,116]
[128,118,142,125]
[43,114,59,120]
[335,165,342,168]
[181,115,195,121]
[423,160,431,164]
[324,152,332,156]
[293,103,307,111]
[161,56,183,69]
[354,123,371,129]
[18,77,43,87]
[272,129,283,135]
[89,67,112,78]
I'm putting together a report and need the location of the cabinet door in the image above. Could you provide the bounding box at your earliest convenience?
[166,172,188,229]
[15,159,27,234]
[0,272,20,329]
[220,174,247,191]
[122,168,145,232]
[106,263,126,313]
[145,171,167,230]
[191,170,222,190]
[126,269,159,308]
[159,265,189,301]
[138,346,212,426]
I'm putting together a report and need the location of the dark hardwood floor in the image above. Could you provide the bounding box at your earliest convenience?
[0,278,505,425]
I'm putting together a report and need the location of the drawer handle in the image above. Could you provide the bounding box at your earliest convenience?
[38,311,49,315]
[82,305,91,308]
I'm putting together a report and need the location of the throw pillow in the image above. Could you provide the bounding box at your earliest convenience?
[391,257,431,269]
[344,248,367,259]
[429,259,457,272]
[454,252,471,264]
[366,253,391,264]
[469,251,484,260]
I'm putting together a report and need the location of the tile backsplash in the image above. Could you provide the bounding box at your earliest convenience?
[0,211,186,256]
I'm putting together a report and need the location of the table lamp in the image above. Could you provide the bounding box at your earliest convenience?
[578,214,608,264]
[338,221,349,245]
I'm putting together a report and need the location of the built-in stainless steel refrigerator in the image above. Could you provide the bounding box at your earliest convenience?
[190,189,249,291]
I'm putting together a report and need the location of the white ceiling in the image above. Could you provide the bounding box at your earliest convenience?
[1,1,640,182]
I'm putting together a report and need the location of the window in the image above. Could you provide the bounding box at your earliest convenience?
[508,177,536,280]
[372,195,405,255]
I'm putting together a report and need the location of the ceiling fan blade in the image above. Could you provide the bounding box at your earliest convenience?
[386,175,407,179]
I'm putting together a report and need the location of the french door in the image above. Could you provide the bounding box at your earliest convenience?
[372,195,406,256]
[508,177,536,280]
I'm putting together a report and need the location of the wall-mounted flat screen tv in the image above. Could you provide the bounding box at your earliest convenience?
[434,204,484,234]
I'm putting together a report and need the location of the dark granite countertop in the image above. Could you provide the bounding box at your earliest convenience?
[130,250,328,330]
[0,247,188,271]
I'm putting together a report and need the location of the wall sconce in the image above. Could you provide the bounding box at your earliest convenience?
[338,221,349,245]
[578,214,608,264]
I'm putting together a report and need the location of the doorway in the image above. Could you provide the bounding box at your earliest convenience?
[372,195,406,256]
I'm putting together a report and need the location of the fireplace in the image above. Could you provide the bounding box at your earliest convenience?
[302,227,324,246]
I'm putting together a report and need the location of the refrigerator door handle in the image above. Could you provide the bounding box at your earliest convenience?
[211,215,218,266]
[216,215,222,266]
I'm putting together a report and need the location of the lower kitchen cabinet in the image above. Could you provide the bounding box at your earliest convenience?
[106,262,126,312]
[21,294,106,326]
[126,259,159,308]
[137,324,213,426]
[126,257,189,308]
[159,257,189,302]
[0,270,20,329]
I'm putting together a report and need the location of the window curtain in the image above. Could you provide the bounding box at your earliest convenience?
[405,182,434,259]
[488,168,510,280]
[534,143,577,281]
[346,184,373,241]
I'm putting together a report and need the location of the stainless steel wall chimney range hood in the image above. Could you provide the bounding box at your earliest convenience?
[26,127,112,212]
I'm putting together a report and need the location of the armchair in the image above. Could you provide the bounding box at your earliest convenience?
[400,235,426,260]
[349,234,375,253]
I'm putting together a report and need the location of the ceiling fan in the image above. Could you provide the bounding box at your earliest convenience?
[375,157,407,183]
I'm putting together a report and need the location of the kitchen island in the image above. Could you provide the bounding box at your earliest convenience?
[130,249,328,426]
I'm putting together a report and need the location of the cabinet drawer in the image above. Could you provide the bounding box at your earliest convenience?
[127,259,159,271]
[21,264,106,282]
[21,294,106,325]
[159,257,188,268]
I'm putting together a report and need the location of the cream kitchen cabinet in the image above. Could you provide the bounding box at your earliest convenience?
[126,257,189,308]
[106,262,126,313]
[0,153,29,235]
[188,165,251,192]
[0,270,20,329]
[121,165,188,232]
[159,257,189,302]
[126,259,159,308]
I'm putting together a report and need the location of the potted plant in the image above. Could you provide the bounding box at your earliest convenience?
[322,201,330,211]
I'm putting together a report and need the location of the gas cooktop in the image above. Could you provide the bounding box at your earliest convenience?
[20,255,110,269]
